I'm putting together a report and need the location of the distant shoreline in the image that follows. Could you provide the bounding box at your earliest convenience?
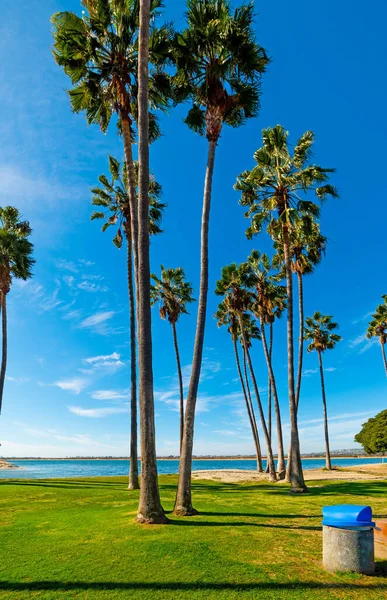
[2,455,378,462]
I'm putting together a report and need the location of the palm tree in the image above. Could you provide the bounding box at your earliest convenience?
[151,266,195,451]
[91,156,165,490]
[367,297,387,376]
[215,302,263,472]
[215,263,277,481]
[245,250,287,475]
[273,215,327,408]
[0,207,34,413]
[51,0,172,283]
[135,0,167,524]
[173,0,269,518]
[235,125,338,492]
[273,216,327,481]
[304,312,341,470]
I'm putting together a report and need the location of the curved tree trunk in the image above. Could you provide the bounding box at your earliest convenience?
[318,351,332,470]
[282,227,307,492]
[265,323,273,474]
[238,317,276,482]
[126,229,139,490]
[174,140,217,516]
[0,293,7,414]
[286,272,304,481]
[121,118,139,283]
[136,0,166,524]
[381,341,387,376]
[295,272,304,408]
[260,318,285,475]
[241,345,263,472]
[172,322,184,454]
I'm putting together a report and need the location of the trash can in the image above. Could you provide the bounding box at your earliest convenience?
[322,505,375,574]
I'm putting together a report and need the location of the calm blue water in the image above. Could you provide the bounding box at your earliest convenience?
[0,457,384,479]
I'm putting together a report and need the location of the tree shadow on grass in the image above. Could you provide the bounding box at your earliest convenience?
[0,480,128,491]
[0,581,386,592]
[168,519,321,531]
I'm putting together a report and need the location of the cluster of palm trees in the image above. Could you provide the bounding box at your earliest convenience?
[367,296,387,376]
[52,0,269,522]
[0,207,34,414]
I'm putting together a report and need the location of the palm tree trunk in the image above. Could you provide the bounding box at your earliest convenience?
[174,140,217,516]
[381,341,387,376]
[121,118,139,281]
[241,345,263,472]
[238,317,276,482]
[172,322,184,454]
[126,229,139,490]
[318,351,332,470]
[260,318,285,475]
[0,293,7,414]
[295,272,304,408]
[265,323,273,474]
[136,0,166,524]
[282,226,307,492]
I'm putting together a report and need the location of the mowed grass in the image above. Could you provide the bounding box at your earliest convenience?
[0,476,386,599]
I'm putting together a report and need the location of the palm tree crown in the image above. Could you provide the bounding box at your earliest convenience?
[304,312,341,353]
[244,250,287,324]
[52,0,172,136]
[173,0,268,141]
[91,155,166,244]
[151,266,195,324]
[367,298,387,345]
[0,207,34,295]
[235,125,338,238]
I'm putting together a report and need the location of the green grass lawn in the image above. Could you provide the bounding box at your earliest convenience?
[0,476,386,599]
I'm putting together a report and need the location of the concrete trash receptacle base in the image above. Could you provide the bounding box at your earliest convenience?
[323,525,375,574]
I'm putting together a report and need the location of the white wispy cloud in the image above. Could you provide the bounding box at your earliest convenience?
[84,352,120,364]
[77,281,108,293]
[91,389,129,401]
[68,406,128,418]
[56,259,79,273]
[303,367,337,377]
[6,376,29,384]
[348,333,378,354]
[79,311,116,335]
[53,377,90,395]
[352,311,373,325]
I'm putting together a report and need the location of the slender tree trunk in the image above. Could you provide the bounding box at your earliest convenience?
[295,272,304,408]
[260,318,285,475]
[286,272,304,480]
[282,227,307,492]
[0,293,7,414]
[265,323,273,474]
[174,140,217,516]
[126,229,139,490]
[318,351,332,470]
[172,322,184,454]
[121,118,139,283]
[241,345,263,472]
[136,0,166,524]
[381,341,387,376]
[238,317,276,482]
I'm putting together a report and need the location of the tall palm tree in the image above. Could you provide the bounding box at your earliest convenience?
[304,312,341,470]
[151,266,195,451]
[91,156,165,490]
[273,215,327,408]
[0,207,34,413]
[215,302,263,472]
[173,0,269,517]
[367,297,387,376]
[273,216,327,481]
[215,263,277,481]
[52,0,172,283]
[135,0,167,523]
[245,250,287,475]
[235,125,338,492]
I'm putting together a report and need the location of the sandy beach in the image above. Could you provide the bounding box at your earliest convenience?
[192,462,387,483]
[0,460,18,470]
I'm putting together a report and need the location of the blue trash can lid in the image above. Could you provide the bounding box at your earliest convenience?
[322,504,375,528]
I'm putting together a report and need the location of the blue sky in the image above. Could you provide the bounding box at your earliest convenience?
[0,0,386,458]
